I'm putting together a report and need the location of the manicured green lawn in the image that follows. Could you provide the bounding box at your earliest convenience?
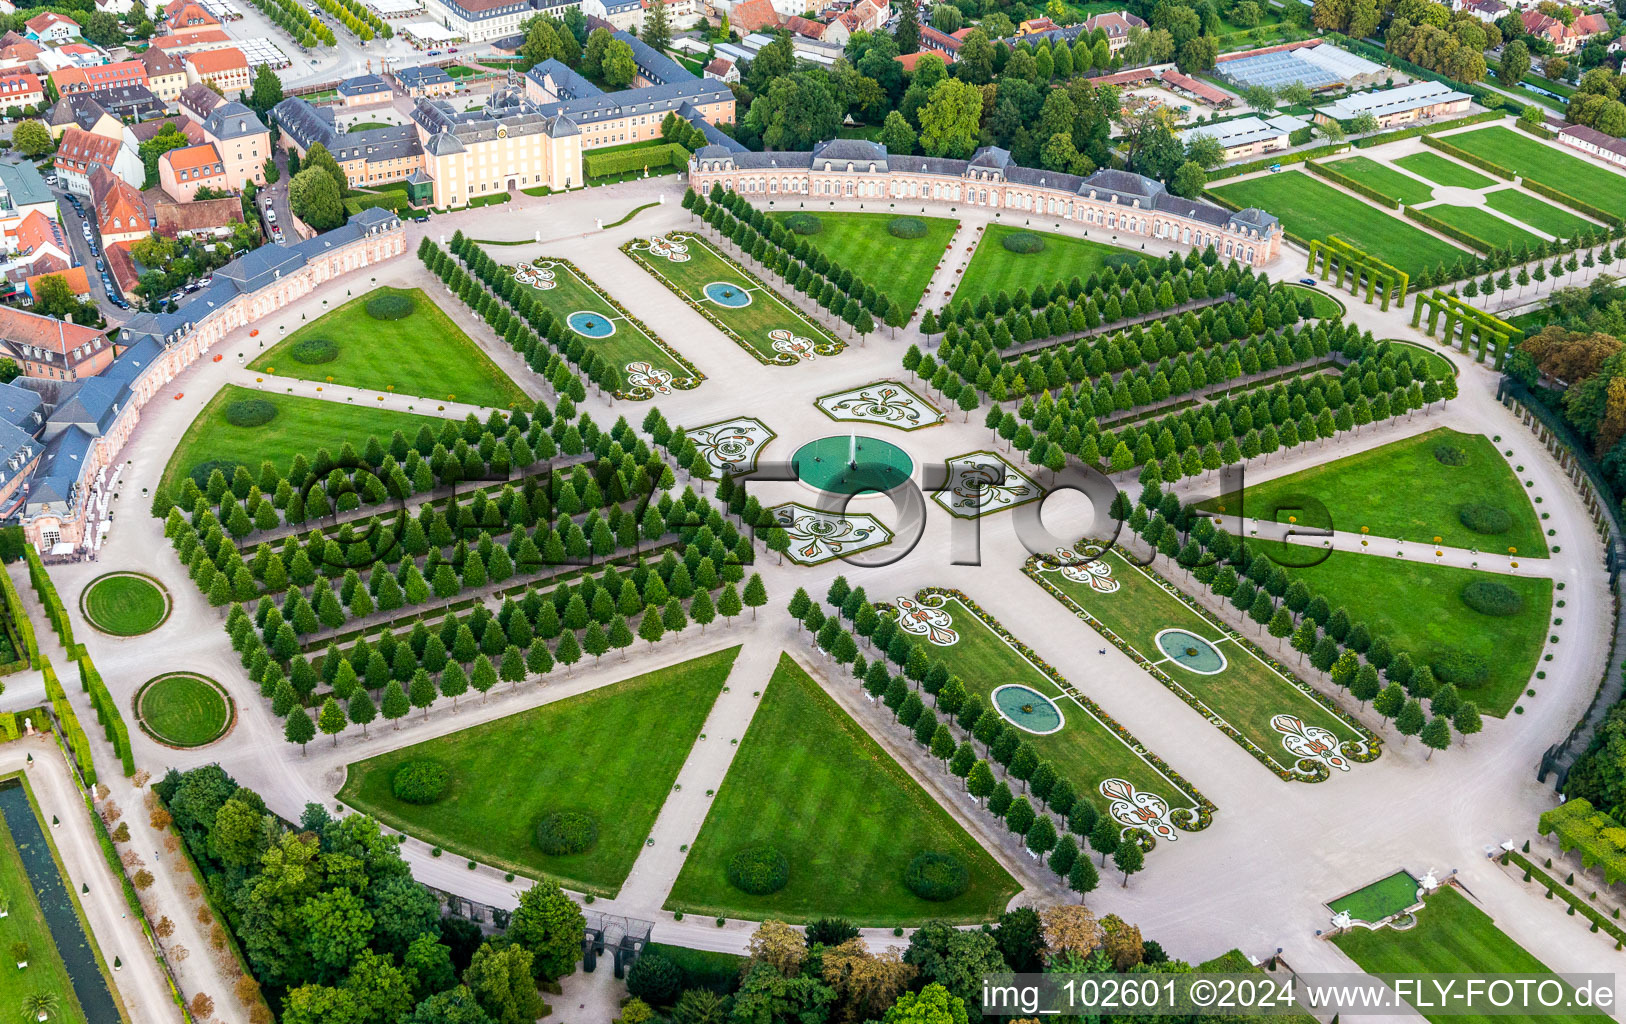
[666,653,1018,925]
[1393,151,1495,190]
[1381,340,1457,378]
[952,224,1142,309]
[1037,549,1361,772]
[1420,203,1544,252]
[1209,171,1467,278]
[1280,552,1551,717]
[346,121,392,132]
[0,797,89,1024]
[1279,283,1345,318]
[1482,188,1598,241]
[916,593,1206,832]
[1334,887,1612,1024]
[79,574,167,636]
[158,384,443,504]
[769,211,958,319]
[339,647,739,894]
[1328,869,1420,923]
[1199,427,1547,556]
[1441,127,1626,219]
[625,233,843,362]
[136,674,231,747]
[502,258,695,394]
[1325,156,1436,205]
[249,287,528,408]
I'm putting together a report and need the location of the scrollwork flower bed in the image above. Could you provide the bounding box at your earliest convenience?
[621,233,846,366]
[524,256,705,401]
[906,586,1217,834]
[1116,546,1382,765]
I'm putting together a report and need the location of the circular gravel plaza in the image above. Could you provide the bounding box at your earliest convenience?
[78,572,171,637]
[134,673,234,748]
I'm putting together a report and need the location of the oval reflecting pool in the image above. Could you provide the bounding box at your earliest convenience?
[567,311,616,337]
[1155,629,1227,674]
[792,435,913,495]
[703,281,752,307]
[991,684,1065,734]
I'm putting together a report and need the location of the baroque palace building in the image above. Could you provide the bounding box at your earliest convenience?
[687,139,1283,267]
[13,209,404,555]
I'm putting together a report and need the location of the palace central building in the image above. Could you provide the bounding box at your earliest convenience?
[688,140,1283,267]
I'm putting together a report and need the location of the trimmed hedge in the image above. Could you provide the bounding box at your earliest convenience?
[78,656,133,776]
[535,810,597,855]
[1349,109,1506,148]
[289,338,337,365]
[783,212,822,235]
[1519,177,1625,229]
[1506,849,1626,943]
[1305,161,1399,210]
[42,659,94,786]
[1002,231,1046,254]
[343,191,409,217]
[1208,142,1350,183]
[1461,579,1525,616]
[1403,205,1497,254]
[365,291,415,320]
[391,760,450,804]
[726,844,788,895]
[223,399,277,428]
[1539,799,1626,885]
[1434,443,1467,466]
[0,566,36,668]
[1517,119,1557,140]
[888,216,929,238]
[583,142,691,180]
[1457,502,1512,534]
[904,851,969,901]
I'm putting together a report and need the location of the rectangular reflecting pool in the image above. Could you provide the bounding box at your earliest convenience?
[0,776,121,1024]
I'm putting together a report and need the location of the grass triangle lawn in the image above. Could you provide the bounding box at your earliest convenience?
[338,646,740,895]
[769,211,957,319]
[665,652,1019,925]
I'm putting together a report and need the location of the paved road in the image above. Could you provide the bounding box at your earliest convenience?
[35,175,1626,1014]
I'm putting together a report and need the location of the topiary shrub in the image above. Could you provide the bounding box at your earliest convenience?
[224,399,277,428]
[1434,444,1467,466]
[1001,231,1045,254]
[1458,503,1512,535]
[1432,649,1489,687]
[726,844,789,895]
[888,216,928,239]
[290,338,338,365]
[535,811,598,855]
[188,459,245,490]
[366,291,416,320]
[904,851,969,901]
[625,951,683,1006]
[1461,579,1525,616]
[391,760,450,804]
[783,213,822,235]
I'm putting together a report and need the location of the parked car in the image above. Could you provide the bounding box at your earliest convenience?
[197,275,213,286]
[265,209,276,223]
[95,258,105,272]
[1299,278,1317,287]
[448,46,458,52]
[427,49,441,55]
[414,214,429,223]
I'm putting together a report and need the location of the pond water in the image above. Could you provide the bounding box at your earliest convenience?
[1155,629,1227,674]
[991,684,1065,734]
[792,435,913,495]
[703,282,752,307]
[0,779,119,1024]
[566,311,616,338]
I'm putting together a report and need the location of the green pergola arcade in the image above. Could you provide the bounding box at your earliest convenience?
[1306,237,1409,311]
[1410,290,1519,368]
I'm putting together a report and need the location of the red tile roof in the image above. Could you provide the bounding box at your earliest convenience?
[24,11,78,33]
[0,305,106,355]
[730,0,779,32]
[163,141,223,175]
[54,128,125,176]
[185,46,247,75]
[91,168,149,234]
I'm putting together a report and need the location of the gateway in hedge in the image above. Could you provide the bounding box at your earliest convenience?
[689,140,1284,267]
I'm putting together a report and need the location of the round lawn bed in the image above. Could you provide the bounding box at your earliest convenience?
[224,399,277,428]
[535,810,598,854]
[79,572,170,637]
[1458,503,1512,535]
[290,338,339,365]
[888,216,929,238]
[134,673,233,749]
[1001,231,1045,254]
[393,760,453,805]
[904,851,969,901]
[365,291,416,320]
[782,213,822,235]
[726,844,788,895]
